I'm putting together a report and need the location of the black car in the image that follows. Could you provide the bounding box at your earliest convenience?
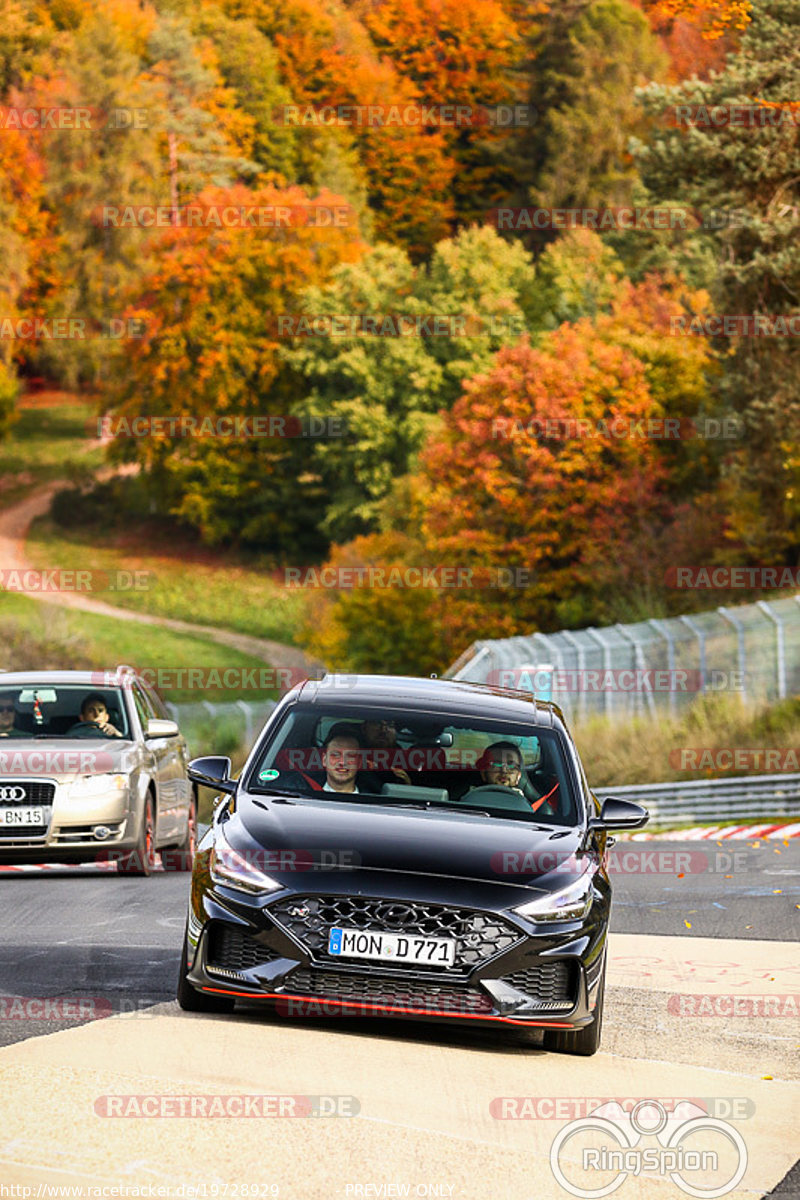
[178,674,647,1054]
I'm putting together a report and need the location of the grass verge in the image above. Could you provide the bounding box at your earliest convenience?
[26,514,306,647]
[0,593,280,703]
[576,692,800,788]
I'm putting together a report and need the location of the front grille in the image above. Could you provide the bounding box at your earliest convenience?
[206,923,282,973]
[501,961,575,1007]
[0,780,54,839]
[268,895,523,974]
[0,781,56,805]
[284,968,493,1014]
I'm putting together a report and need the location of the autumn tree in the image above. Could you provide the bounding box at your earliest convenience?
[284,225,539,541]
[219,0,456,256]
[354,0,524,225]
[101,183,366,551]
[633,0,800,562]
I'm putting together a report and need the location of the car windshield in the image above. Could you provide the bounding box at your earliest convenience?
[247,703,578,825]
[0,685,131,740]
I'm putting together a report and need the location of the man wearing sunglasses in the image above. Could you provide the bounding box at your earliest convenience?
[475,740,560,816]
[0,692,28,738]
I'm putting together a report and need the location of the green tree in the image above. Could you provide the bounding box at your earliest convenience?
[502,0,666,241]
[633,0,800,561]
[190,6,298,184]
[284,225,539,540]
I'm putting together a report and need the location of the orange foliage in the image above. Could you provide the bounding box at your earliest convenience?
[221,0,455,252]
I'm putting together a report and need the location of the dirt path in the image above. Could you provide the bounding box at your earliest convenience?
[0,482,321,674]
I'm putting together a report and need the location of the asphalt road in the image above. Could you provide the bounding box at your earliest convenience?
[0,841,797,1199]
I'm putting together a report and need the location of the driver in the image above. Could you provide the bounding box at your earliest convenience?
[69,694,123,738]
[477,741,525,792]
[472,741,560,816]
[0,692,28,738]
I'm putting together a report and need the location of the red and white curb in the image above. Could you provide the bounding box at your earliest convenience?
[624,821,800,841]
[0,857,165,873]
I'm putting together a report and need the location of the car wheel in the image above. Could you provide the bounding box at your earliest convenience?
[177,928,235,1013]
[542,965,605,1056]
[117,794,156,876]
[162,793,197,872]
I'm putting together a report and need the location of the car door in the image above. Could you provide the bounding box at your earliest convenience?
[140,681,189,843]
[131,682,173,844]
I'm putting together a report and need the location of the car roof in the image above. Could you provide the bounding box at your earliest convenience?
[0,670,135,687]
[294,673,564,730]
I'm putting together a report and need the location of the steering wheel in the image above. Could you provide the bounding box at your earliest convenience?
[69,720,110,736]
[458,784,533,813]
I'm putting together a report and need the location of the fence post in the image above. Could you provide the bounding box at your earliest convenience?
[585,627,613,719]
[756,600,786,700]
[648,619,677,717]
[717,606,747,703]
[679,614,707,696]
[560,630,586,721]
[235,699,254,746]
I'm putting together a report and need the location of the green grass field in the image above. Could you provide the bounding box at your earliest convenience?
[0,394,103,505]
[575,692,800,788]
[25,518,307,645]
[0,592,281,703]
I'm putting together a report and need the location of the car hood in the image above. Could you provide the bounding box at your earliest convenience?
[0,738,137,783]
[235,793,587,892]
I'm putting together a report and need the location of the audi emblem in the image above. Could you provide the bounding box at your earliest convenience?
[0,785,26,803]
[375,902,416,928]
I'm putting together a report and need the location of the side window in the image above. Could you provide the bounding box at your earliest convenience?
[143,683,168,719]
[131,684,155,732]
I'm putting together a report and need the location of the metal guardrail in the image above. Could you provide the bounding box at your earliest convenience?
[594,772,800,826]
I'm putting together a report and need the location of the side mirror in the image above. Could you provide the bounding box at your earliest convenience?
[188,755,237,795]
[145,718,180,739]
[589,796,649,831]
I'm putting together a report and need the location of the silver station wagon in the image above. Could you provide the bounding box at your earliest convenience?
[0,666,195,874]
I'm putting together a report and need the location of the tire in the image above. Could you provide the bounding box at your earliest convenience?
[162,792,197,872]
[542,965,605,1057]
[117,793,156,876]
[176,928,235,1013]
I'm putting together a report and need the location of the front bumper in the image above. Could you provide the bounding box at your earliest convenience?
[0,775,134,863]
[185,874,608,1032]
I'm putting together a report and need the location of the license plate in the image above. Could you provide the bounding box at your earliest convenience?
[328,926,456,967]
[0,807,45,826]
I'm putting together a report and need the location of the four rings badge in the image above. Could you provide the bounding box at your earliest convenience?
[0,785,26,803]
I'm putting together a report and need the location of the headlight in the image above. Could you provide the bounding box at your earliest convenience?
[66,773,128,797]
[209,828,281,895]
[513,875,594,923]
